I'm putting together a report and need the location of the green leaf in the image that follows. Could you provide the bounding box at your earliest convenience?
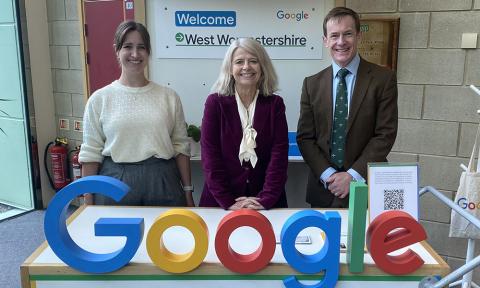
[187,124,201,142]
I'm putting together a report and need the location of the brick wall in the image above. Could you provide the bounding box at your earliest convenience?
[47,0,84,148]
[346,0,480,280]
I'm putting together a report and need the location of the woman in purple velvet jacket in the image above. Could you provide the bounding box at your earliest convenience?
[199,38,289,210]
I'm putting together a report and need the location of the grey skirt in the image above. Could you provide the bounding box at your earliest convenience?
[95,157,186,206]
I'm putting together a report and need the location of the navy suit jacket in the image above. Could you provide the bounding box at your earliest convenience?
[199,93,288,209]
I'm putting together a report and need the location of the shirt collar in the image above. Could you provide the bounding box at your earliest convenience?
[235,89,259,111]
[332,53,360,78]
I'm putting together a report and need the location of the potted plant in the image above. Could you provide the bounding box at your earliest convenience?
[186,124,201,156]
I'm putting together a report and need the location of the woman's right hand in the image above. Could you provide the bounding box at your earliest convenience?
[229,197,264,210]
[185,192,195,207]
[228,201,244,210]
[80,162,100,205]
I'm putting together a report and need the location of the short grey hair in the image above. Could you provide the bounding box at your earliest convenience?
[211,38,278,96]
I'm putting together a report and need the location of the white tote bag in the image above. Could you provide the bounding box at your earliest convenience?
[450,124,480,239]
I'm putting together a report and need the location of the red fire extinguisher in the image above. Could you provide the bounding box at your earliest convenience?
[44,137,70,191]
[70,145,82,181]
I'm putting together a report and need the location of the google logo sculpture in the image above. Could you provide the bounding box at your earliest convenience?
[44,176,427,288]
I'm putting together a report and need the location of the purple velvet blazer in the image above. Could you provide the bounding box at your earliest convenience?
[199,93,288,209]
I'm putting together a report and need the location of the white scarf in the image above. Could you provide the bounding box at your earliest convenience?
[235,90,259,168]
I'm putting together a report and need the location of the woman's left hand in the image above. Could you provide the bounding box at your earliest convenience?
[234,197,265,210]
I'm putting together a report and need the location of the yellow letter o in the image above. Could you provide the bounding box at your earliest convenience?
[146,209,208,273]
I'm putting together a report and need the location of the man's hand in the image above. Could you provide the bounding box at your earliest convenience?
[326,172,352,199]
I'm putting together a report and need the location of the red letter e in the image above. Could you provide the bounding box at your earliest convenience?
[367,210,427,275]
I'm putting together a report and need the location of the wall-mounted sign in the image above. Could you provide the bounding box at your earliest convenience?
[154,0,325,59]
[358,18,400,70]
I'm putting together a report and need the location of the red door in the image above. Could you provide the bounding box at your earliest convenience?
[83,0,135,95]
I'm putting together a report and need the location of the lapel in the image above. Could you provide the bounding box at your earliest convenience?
[253,95,268,136]
[347,59,372,133]
[225,95,243,138]
[320,67,334,135]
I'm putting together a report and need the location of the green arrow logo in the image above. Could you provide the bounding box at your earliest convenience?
[175,32,185,42]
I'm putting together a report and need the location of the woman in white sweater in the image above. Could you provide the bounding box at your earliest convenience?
[79,21,194,207]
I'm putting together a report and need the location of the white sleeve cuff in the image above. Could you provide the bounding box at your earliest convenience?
[320,167,337,188]
[78,144,104,163]
[347,168,366,183]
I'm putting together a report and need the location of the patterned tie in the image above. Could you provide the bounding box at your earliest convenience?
[331,68,350,168]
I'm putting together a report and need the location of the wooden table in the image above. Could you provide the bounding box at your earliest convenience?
[21,206,449,288]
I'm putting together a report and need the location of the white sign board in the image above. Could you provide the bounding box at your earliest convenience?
[154,0,324,59]
[367,163,419,223]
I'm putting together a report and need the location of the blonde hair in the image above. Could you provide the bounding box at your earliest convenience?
[211,38,278,96]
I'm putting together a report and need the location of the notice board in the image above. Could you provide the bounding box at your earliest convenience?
[146,0,334,129]
[145,1,399,129]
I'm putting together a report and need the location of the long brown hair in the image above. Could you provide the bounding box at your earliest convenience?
[114,21,151,55]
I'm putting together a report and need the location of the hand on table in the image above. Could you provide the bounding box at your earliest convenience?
[228,197,265,210]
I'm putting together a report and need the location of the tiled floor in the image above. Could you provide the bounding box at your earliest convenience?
[0,209,45,288]
[0,203,28,221]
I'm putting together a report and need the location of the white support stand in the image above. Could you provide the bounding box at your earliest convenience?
[448,85,480,288]
[471,84,480,96]
[448,239,479,288]
[419,187,480,288]
[420,85,480,288]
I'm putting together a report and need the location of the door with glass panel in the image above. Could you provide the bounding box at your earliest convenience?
[0,0,34,210]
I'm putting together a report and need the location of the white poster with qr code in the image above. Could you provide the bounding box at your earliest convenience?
[367,163,419,223]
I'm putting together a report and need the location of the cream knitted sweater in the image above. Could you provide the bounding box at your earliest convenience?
[79,80,190,163]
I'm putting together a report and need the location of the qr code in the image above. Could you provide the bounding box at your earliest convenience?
[384,189,404,210]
